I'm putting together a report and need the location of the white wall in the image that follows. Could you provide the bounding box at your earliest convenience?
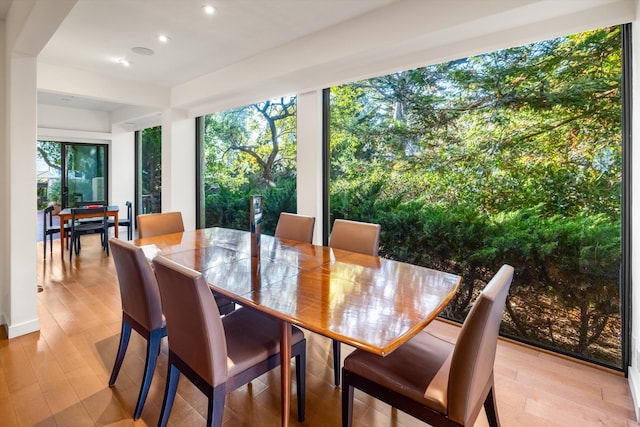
[161,108,196,230]
[296,90,324,244]
[110,127,135,215]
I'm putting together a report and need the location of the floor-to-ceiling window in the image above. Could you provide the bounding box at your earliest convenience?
[135,126,162,218]
[196,97,297,234]
[327,26,625,369]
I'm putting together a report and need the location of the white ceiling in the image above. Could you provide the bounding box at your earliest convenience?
[34,0,396,111]
[3,0,633,119]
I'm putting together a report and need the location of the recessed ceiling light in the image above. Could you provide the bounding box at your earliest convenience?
[158,34,170,43]
[118,58,131,67]
[131,46,155,56]
[202,4,215,15]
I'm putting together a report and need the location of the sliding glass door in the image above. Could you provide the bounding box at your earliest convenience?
[63,143,107,207]
[36,141,108,209]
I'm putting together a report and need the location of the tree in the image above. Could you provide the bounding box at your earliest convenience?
[328,26,623,366]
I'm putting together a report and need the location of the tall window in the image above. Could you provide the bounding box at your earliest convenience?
[197,97,297,234]
[328,27,623,368]
[135,126,162,217]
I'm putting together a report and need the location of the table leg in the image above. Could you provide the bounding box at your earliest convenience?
[59,219,66,254]
[280,320,291,427]
[113,212,119,238]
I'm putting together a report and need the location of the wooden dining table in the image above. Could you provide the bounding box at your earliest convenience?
[58,205,119,253]
[133,227,461,426]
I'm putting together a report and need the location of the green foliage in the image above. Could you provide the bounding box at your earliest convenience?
[202,98,298,234]
[330,27,623,366]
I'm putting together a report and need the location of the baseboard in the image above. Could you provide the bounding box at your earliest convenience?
[628,366,640,422]
[5,318,40,339]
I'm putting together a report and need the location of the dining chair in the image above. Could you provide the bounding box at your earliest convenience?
[329,218,381,256]
[328,218,381,385]
[152,255,307,427]
[137,211,184,238]
[137,210,235,315]
[42,205,70,259]
[274,212,316,243]
[69,206,109,261]
[341,264,514,427]
[109,201,132,240]
[108,237,166,420]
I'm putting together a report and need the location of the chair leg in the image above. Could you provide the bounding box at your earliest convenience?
[207,384,226,427]
[133,328,163,420]
[109,321,132,386]
[341,370,354,427]
[333,339,341,386]
[43,234,47,259]
[158,363,180,427]
[295,343,306,422]
[484,386,501,427]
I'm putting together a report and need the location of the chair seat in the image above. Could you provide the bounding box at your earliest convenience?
[222,308,305,377]
[344,330,453,407]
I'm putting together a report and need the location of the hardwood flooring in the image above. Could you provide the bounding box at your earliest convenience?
[0,234,638,426]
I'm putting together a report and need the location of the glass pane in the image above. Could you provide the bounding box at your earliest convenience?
[199,97,297,234]
[329,27,623,368]
[65,144,106,206]
[138,126,162,214]
[36,141,62,209]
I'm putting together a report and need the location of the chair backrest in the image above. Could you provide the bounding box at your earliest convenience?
[274,212,315,243]
[109,238,164,331]
[428,264,513,425]
[125,201,132,220]
[44,205,55,227]
[137,211,184,238]
[71,206,108,223]
[329,219,381,256]
[152,255,228,388]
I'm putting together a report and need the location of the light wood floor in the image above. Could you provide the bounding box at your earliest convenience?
[1,234,638,426]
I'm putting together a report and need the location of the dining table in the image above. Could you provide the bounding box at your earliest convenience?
[58,205,119,253]
[133,227,461,427]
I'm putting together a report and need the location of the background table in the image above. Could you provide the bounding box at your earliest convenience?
[58,205,119,253]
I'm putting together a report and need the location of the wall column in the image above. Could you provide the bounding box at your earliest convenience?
[296,90,324,244]
[161,109,196,230]
[3,52,39,337]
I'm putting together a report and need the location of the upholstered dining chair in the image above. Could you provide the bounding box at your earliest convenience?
[342,264,514,427]
[69,206,109,261]
[137,211,185,238]
[152,255,307,427]
[328,218,381,385]
[329,218,381,256]
[274,212,316,243]
[108,237,166,420]
[109,201,133,240]
[43,205,70,259]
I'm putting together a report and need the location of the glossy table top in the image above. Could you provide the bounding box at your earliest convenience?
[135,227,461,356]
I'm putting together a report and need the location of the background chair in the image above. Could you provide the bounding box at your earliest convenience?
[274,212,315,243]
[137,211,184,238]
[109,201,132,240]
[329,219,381,256]
[328,218,381,385]
[69,206,109,261]
[108,237,166,420]
[152,255,306,427]
[342,264,514,427]
[43,205,70,259]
